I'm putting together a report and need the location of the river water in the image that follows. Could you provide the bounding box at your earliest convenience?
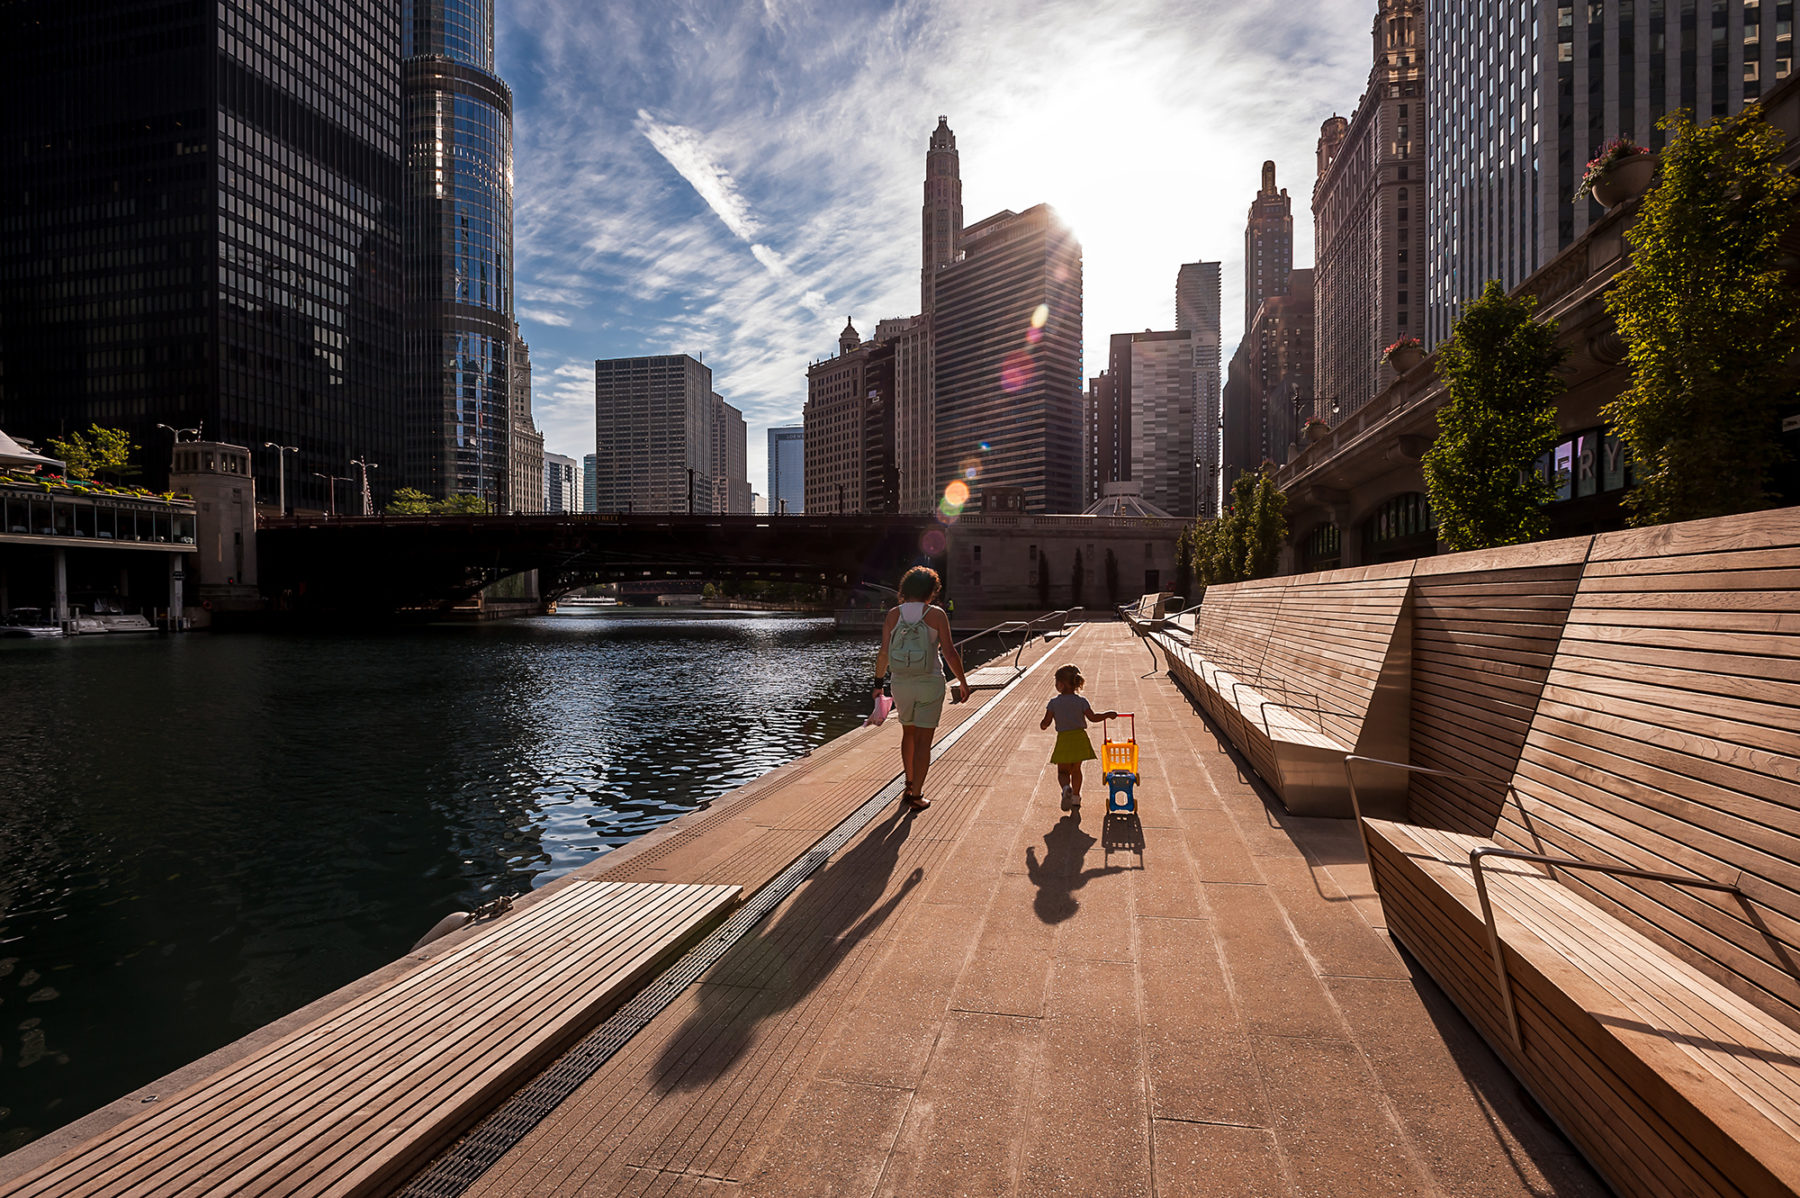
[0,610,897,1153]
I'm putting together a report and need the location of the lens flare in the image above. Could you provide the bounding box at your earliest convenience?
[1030,303,1049,329]
[1000,349,1035,393]
[921,528,947,556]
[978,441,991,452]
[944,479,970,507]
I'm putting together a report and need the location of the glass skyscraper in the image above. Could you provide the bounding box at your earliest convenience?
[402,0,515,505]
[1426,0,1792,346]
[0,2,406,506]
[767,426,804,514]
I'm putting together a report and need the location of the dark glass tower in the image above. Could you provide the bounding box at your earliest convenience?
[402,0,515,506]
[0,2,406,508]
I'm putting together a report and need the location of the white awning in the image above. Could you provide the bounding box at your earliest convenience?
[0,428,64,470]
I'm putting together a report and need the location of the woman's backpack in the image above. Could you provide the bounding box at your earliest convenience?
[889,612,936,673]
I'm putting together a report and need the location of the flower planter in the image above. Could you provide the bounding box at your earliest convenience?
[1590,152,1656,209]
[1304,422,1330,444]
[1387,345,1424,372]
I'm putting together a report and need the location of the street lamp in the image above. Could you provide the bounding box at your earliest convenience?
[156,422,203,443]
[310,471,349,518]
[350,457,379,516]
[263,442,298,516]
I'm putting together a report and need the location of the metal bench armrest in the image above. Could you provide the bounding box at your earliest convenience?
[1469,846,1744,1053]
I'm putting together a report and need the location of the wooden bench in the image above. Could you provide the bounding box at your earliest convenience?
[0,880,739,1198]
[1351,507,1800,1198]
[1161,568,1414,817]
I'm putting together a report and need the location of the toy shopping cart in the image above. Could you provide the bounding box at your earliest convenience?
[1100,713,1139,815]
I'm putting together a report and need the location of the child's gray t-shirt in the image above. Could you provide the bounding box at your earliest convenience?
[1046,693,1093,732]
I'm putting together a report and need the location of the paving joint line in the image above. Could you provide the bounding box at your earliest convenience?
[398,632,1073,1198]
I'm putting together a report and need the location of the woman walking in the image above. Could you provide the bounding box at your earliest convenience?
[873,566,970,811]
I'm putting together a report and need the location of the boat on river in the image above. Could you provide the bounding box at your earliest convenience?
[1,607,63,637]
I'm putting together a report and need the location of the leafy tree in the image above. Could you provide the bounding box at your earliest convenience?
[434,493,490,515]
[1604,105,1800,524]
[1036,548,1051,608]
[1241,471,1289,579]
[47,425,137,482]
[1173,525,1194,603]
[387,487,433,515]
[1069,548,1085,608]
[1421,279,1565,550]
[1103,547,1120,606]
[1189,470,1290,586]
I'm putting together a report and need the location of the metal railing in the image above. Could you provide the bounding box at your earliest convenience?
[1341,755,1748,1054]
[1471,848,1743,1053]
[949,607,1082,670]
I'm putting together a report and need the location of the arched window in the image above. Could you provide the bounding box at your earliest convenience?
[1302,523,1342,573]
[1361,492,1438,563]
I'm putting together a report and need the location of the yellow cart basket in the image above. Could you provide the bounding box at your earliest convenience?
[1101,714,1138,774]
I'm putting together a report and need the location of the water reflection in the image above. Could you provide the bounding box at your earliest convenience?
[0,611,876,1152]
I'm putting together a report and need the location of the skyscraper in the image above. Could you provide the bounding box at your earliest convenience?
[403,0,515,505]
[767,426,804,514]
[1244,162,1295,330]
[508,326,545,512]
[1102,331,1197,517]
[711,394,750,513]
[933,205,1084,514]
[581,453,597,513]
[544,452,576,514]
[593,354,715,513]
[1176,262,1223,515]
[0,1,406,507]
[874,314,934,514]
[805,320,874,514]
[1222,272,1316,488]
[1425,0,1791,345]
[921,117,963,315]
[1314,0,1425,415]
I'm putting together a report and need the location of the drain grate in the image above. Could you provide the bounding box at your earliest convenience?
[399,643,1062,1198]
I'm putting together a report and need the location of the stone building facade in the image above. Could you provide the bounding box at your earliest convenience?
[1223,272,1315,490]
[1244,162,1295,330]
[1313,0,1425,421]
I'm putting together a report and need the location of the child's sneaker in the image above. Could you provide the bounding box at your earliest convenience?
[1060,782,1073,810]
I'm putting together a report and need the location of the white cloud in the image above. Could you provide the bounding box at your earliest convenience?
[499,0,1375,491]
[517,307,574,327]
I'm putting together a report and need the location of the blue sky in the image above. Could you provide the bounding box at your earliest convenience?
[496,0,1374,495]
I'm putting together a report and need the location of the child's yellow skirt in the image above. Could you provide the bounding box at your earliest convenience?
[1050,729,1096,764]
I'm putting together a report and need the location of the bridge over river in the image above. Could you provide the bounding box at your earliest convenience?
[258,512,943,614]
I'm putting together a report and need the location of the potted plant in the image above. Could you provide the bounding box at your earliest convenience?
[1576,136,1656,208]
[1383,335,1424,372]
[1303,416,1331,443]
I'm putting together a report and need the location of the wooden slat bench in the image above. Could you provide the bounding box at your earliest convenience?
[1160,567,1414,817]
[0,880,739,1198]
[1352,506,1800,1198]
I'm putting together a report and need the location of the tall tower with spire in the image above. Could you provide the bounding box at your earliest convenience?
[921,116,963,315]
[1244,161,1293,330]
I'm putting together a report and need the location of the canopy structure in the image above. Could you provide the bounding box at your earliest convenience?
[1080,490,1175,519]
[0,427,63,470]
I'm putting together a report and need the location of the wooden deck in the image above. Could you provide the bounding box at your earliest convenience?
[424,624,1604,1198]
[0,881,739,1198]
[0,623,1618,1197]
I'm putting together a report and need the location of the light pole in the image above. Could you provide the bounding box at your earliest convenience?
[310,472,349,518]
[156,422,203,443]
[263,442,298,515]
[350,457,378,516]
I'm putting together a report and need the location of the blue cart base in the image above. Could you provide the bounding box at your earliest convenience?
[1104,769,1138,815]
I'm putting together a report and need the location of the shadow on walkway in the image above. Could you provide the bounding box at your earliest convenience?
[652,803,922,1091]
[1025,812,1126,924]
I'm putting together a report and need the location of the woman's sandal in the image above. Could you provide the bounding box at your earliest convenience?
[904,791,931,811]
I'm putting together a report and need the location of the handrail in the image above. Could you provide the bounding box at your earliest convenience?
[1012,607,1081,668]
[1470,847,1743,1053]
[1341,756,1527,903]
[948,607,1081,667]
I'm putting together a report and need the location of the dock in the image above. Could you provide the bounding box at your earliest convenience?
[1,622,1605,1197]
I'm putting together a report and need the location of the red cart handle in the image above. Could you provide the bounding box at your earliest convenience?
[1103,712,1137,741]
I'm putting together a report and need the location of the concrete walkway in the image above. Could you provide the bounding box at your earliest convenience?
[439,623,1608,1197]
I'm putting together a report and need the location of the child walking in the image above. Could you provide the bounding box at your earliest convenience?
[1040,664,1118,812]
